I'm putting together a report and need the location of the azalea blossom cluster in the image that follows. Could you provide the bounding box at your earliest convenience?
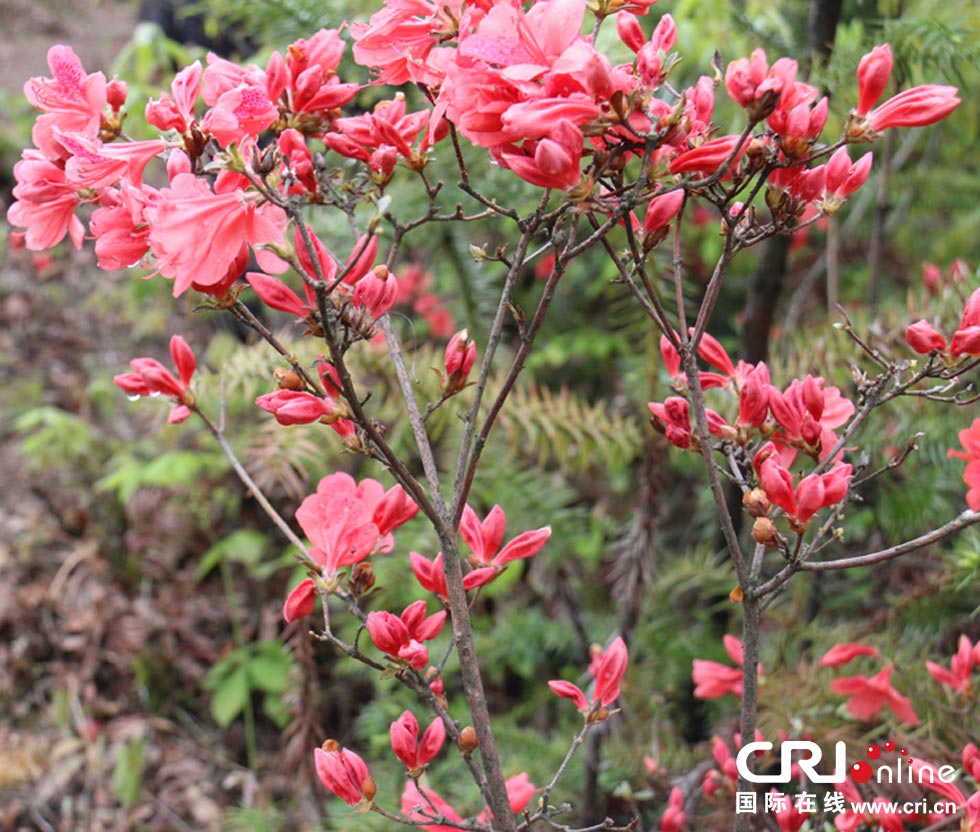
[649,332,855,535]
[6,1,971,828]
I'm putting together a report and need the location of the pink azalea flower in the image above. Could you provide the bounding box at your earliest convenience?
[868,84,961,131]
[314,742,375,805]
[146,60,202,133]
[409,551,497,599]
[145,172,287,296]
[89,183,157,270]
[200,82,278,147]
[56,131,164,190]
[830,666,919,725]
[113,335,197,424]
[6,150,84,250]
[283,578,317,622]
[24,45,107,161]
[855,44,893,117]
[660,786,686,832]
[549,636,629,718]
[497,119,584,190]
[692,635,759,699]
[366,600,447,669]
[443,329,477,394]
[948,418,980,510]
[926,635,976,693]
[401,780,464,832]
[294,473,381,574]
[390,710,446,775]
[819,642,879,667]
[459,504,551,569]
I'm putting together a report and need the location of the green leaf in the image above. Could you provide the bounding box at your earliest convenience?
[246,641,292,694]
[112,736,144,810]
[195,530,270,581]
[209,666,250,728]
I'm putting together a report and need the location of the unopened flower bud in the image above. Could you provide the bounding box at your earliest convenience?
[752,516,779,547]
[349,562,376,596]
[442,329,477,395]
[107,77,128,111]
[458,726,478,754]
[743,488,770,518]
[274,367,305,391]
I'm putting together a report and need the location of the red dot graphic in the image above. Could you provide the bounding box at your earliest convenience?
[851,761,873,783]
[867,744,881,759]
[884,740,896,752]
[900,748,908,756]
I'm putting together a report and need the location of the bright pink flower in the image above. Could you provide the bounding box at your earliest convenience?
[24,45,107,161]
[56,132,164,191]
[737,375,769,428]
[295,473,382,574]
[694,330,735,377]
[474,773,536,824]
[819,642,879,667]
[856,45,893,116]
[669,135,744,176]
[314,743,375,805]
[6,150,84,251]
[390,711,446,775]
[283,578,316,622]
[401,780,464,832]
[372,485,420,536]
[497,119,583,191]
[351,266,399,318]
[146,172,287,296]
[725,49,803,119]
[926,635,976,693]
[905,319,947,354]
[869,84,960,131]
[830,666,919,725]
[276,29,359,118]
[549,636,628,717]
[693,635,753,699]
[964,743,980,781]
[948,419,980,511]
[459,504,551,569]
[767,96,827,159]
[200,82,278,147]
[660,334,681,379]
[768,375,854,459]
[443,329,477,394]
[773,788,810,832]
[89,184,156,270]
[333,93,431,168]
[114,335,197,424]
[409,551,497,599]
[351,0,458,87]
[146,61,202,133]
[822,148,873,213]
[246,271,309,319]
[367,600,446,669]
[255,389,341,426]
[643,189,685,242]
[660,786,685,831]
